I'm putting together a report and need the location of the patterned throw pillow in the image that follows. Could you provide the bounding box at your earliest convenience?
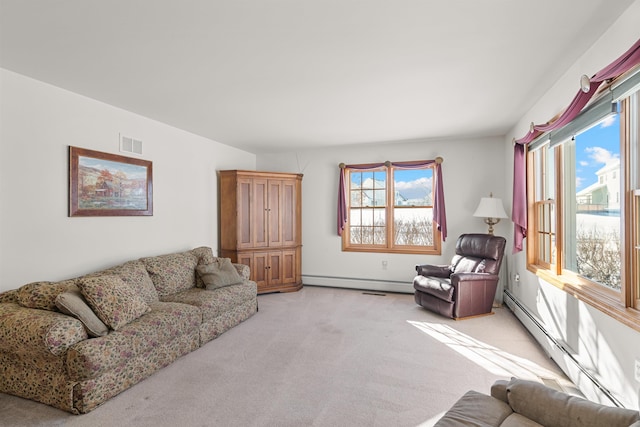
[78,275,151,331]
[141,252,198,297]
[97,260,159,304]
[55,286,109,337]
[196,258,243,290]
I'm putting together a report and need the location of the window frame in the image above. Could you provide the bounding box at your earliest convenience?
[527,95,640,332]
[342,161,441,255]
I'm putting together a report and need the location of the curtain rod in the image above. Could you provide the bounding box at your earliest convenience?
[338,157,443,169]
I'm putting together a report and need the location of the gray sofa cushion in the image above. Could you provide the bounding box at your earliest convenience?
[507,378,640,427]
[196,258,243,290]
[434,390,513,426]
[55,287,109,337]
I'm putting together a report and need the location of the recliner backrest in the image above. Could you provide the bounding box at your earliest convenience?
[450,234,506,275]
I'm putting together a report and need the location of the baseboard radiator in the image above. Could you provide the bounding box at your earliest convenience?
[302,274,414,294]
[503,289,623,407]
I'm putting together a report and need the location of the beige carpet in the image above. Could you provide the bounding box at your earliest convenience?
[0,286,571,427]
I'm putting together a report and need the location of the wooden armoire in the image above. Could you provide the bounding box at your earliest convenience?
[219,170,303,294]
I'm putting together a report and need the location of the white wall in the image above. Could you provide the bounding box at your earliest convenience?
[504,0,640,409]
[0,69,256,292]
[257,136,507,294]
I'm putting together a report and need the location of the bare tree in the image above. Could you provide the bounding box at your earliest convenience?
[576,227,621,290]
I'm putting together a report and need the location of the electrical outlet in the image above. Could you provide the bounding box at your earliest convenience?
[634,359,640,382]
[382,260,388,270]
[514,273,520,282]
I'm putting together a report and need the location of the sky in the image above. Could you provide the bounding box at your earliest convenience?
[351,169,432,202]
[574,113,620,191]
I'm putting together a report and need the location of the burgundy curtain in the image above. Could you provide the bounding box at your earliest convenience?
[511,37,640,253]
[337,159,447,241]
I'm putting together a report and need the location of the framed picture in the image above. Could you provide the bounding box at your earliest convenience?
[69,146,153,216]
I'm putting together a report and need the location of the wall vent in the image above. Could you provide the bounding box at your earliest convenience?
[120,134,143,155]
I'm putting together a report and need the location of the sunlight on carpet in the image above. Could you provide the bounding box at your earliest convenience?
[415,411,446,427]
[407,320,559,381]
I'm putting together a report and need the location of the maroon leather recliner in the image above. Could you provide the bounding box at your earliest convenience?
[413,233,506,319]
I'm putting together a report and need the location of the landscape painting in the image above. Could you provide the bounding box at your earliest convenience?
[69,146,153,216]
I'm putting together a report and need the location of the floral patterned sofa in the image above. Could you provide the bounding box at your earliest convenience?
[0,247,257,414]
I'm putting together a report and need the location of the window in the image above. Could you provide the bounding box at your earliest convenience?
[528,88,640,329]
[342,161,441,254]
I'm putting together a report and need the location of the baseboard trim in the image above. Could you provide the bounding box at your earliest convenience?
[503,289,624,407]
[302,274,414,294]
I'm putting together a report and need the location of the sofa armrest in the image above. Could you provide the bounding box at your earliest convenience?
[233,263,250,281]
[0,302,87,357]
[506,378,640,427]
[490,380,510,404]
[415,264,451,278]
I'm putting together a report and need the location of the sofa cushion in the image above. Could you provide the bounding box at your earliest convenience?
[78,275,151,331]
[141,252,198,297]
[92,260,159,304]
[501,413,544,427]
[16,279,77,311]
[196,258,243,290]
[0,289,17,303]
[507,378,640,427]
[55,286,109,337]
[66,301,200,381]
[434,390,513,426]
[161,281,257,322]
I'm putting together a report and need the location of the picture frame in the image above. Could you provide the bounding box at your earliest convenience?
[69,146,153,216]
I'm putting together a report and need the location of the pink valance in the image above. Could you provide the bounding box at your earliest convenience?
[337,158,447,241]
[511,37,640,253]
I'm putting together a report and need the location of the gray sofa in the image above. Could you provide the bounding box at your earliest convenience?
[0,246,257,414]
[435,378,640,427]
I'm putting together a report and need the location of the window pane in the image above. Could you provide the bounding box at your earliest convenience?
[362,226,374,244]
[349,226,361,244]
[349,208,361,226]
[393,169,433,207]
[567,114,621,291]
[394,207,434,246]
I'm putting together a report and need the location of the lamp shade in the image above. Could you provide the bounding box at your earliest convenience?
[473,197,508,219]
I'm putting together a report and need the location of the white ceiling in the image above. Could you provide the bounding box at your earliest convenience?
[0,1,635,154]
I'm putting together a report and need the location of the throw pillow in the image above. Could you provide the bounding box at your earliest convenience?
[141,252,198,297]
[55,286,109,337]
[78,275,151,331]
[196,258,243,290]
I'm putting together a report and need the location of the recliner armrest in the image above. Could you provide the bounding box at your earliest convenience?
[450,272,499,284]
[415,264,451,278]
